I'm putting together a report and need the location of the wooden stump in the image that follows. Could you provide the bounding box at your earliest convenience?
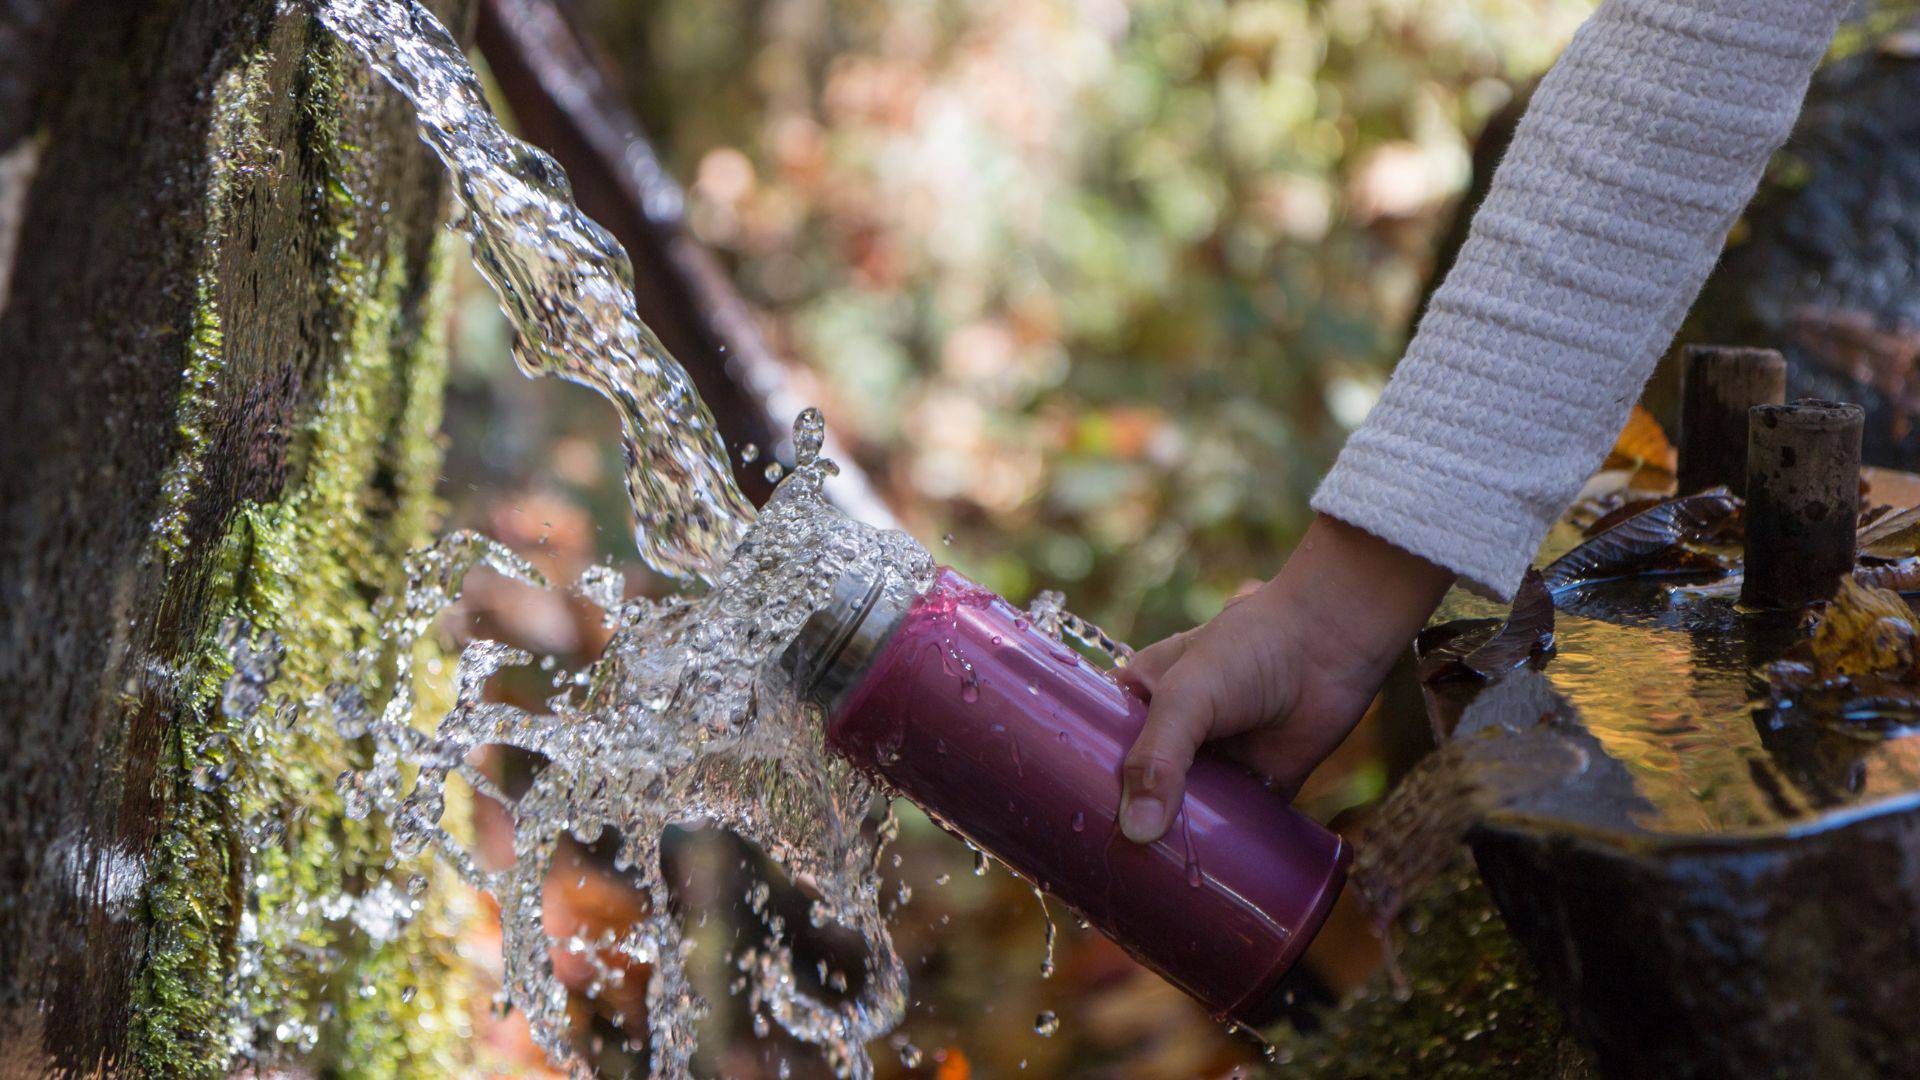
[1677,345,1786,496]
[1741,401,1864,609]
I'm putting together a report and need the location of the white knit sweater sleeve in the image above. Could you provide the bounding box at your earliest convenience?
[1310,0,1851,600]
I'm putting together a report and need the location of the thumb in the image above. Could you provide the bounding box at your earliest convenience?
[1119,668,1221,843]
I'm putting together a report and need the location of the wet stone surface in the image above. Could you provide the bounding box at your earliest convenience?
[1432,526,1920,840]
[1422,518,1920,1078]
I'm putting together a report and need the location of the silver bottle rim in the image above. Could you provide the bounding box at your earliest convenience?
[779,568,913,714]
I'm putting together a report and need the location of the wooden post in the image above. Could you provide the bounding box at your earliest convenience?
[1741,401,1863,609]
[1678,345,1786,496]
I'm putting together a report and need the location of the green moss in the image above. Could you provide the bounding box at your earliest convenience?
[1261,858,1594,1079]
[130,26,469,1080]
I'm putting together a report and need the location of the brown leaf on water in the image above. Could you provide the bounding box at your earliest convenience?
[1580,495,1667,538]
[1765,575,1920,713]
[1602,403,1678,474]
[1416,570,1554,685]
[1854,557,1920,594]
[1809,577,1919,679]
[1540,487,1741,593]
[1858,504,1920,558]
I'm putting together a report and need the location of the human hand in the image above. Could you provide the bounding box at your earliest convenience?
[1115,515,1455,843]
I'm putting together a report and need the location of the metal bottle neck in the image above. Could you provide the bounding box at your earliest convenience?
[779,568,914,716]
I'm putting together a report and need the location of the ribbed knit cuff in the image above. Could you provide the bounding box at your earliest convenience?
[1312,436,1545,603]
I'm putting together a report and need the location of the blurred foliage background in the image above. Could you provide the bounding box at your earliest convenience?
[589,0,1596,638]
[436,0,1612,1075]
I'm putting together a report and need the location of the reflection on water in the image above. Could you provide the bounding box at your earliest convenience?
[1442,556,1920,837]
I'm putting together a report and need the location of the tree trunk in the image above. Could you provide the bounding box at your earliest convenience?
[1,1,472,1075]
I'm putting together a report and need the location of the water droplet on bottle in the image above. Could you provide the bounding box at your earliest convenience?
[1070,811,1085,833]
[406,874,428,897]
[973,850,990,876]
[1034,1010,1059,1037]
[1186,863,1203,888]
[960,681,979,703]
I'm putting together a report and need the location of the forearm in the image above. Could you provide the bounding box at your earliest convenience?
[1312,0,1851,601]
[1269,515,1454,701]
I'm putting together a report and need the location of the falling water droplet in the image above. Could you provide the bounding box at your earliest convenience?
[764,461,785,483]
[739,442,759,464]
[1035,888,1057,978]
[1070,811,1085,833]
[1034,1010,1059,1037]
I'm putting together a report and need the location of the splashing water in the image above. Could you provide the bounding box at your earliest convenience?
[346,436,932,1077]
[315,0,751,585]
[302,0,940,1072]
[300,1,1148,1074]
[1027,589,1133,665]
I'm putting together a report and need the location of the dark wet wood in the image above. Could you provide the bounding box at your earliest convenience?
[0,0,75,151]
[0,0,467,1071]
[1677,345,1785,496]
[1742,401,1863,609]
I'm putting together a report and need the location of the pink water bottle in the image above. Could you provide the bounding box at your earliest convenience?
[781,567,1349,1024]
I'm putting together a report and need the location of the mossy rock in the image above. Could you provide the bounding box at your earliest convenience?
[1263,858,1595,1080]
[0,2,474,1075]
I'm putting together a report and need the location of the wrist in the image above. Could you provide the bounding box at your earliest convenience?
[1267,514,1454,692]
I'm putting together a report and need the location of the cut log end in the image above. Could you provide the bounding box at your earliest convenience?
[1741,400,1864,609]
[1677,344,1786,497]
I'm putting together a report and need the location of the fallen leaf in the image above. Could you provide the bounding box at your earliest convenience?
[934,1048,971,1080]
[1764,575,1920,719]
[1540,488,1741,593]
[1417,571,1555,684]
[1855,558,1920,594]
[1580,496,1667,538]
[1809,577,1919,678]
[1603,403,1678,474]
[1859,504,1920,558]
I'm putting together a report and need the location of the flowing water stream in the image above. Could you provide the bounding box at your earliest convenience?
[309,0,937,1074]
[317,0,750,587]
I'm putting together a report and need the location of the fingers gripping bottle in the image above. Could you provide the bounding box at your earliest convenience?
[780,567,1350,1024]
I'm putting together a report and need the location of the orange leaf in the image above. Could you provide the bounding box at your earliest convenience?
[1604,404,1677,473]
[933,1047,971,1080]
[1810,576,1919,678]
